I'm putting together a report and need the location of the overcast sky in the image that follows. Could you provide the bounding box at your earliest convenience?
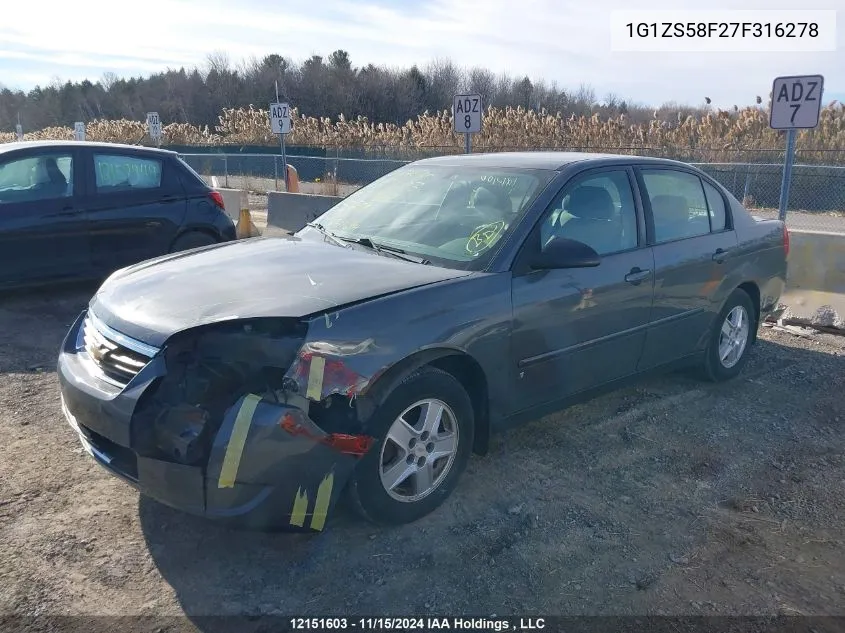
[1,0,842,109]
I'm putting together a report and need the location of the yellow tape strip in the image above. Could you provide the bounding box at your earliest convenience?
[310,472,334,531]
[217,394,262,489]
[305,355,326,401]
[290,487,309,527]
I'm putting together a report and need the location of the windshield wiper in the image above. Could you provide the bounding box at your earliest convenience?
[304,222,349,248]
[336,235,430,265]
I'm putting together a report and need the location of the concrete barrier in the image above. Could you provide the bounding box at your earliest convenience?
[781,230,845,328]
[212,187,245,222]
[266,191,342,233]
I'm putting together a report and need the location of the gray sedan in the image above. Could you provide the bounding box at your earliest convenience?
[57,152,788,530]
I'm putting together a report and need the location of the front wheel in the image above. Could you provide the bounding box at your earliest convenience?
[347,366,474,525]
[701,288,757,382]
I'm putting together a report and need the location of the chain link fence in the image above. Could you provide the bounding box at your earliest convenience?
[179,150,845,233]
[180,153,405,198]
[692,163,845,233]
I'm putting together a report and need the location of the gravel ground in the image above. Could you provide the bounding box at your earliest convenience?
[1,284,845,627]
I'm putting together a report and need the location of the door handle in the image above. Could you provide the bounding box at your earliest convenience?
[712,248,731,263]
[625,267,652,285]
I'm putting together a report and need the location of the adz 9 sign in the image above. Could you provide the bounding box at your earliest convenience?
[770,75,824,130]
[146,112,162,140]
[454,94,482,134]
[270,102,291,135]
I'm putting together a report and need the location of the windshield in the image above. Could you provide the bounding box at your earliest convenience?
[298,163,556,270]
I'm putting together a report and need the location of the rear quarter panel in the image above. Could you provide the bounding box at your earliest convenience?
[173,157,235,242]
[722,196,787,317]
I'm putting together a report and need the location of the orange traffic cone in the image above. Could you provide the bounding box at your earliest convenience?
[286,164,300,193]
[236,208,252,239]
[235,190,260,238]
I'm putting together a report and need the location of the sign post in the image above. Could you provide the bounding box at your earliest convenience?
[270,84,292,191]
[453,94,482,154]
[74,122,85,142]
[146,112,162,147]
[769,74,824,221]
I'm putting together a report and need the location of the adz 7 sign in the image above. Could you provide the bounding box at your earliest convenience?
[770,75,824,130]
[453,94,482,134]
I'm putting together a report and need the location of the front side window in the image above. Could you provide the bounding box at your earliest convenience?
[94,154,162,192]
[304,164,556,270]
[0,153,73,203]
[539,170,638,256]
[640,169,711,243]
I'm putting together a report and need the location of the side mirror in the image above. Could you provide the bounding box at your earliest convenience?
[529,237,601,270]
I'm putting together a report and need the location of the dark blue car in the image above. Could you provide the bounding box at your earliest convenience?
[0,140,235,288]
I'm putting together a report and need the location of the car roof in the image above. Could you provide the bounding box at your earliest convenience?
[0,140,176,155]
[414,151,693,171]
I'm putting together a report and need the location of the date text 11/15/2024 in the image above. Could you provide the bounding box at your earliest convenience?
[289,617,547,631]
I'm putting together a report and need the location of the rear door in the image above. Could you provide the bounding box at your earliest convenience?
[83,149,187,272]
[509,167,654,412]
[0,147,91,286]
[634,166,739,370]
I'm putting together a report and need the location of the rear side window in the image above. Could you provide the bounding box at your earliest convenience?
[640,169,710,243]
[703,180,727,231]
[94,154,162,192]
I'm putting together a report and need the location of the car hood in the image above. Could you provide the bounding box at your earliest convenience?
[90,235,472,347]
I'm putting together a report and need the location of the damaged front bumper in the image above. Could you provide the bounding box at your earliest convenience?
[56,311,360,532]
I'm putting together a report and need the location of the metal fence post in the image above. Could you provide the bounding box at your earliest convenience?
[224,155,229,188]
[778,129,797,222]
[743,164,751,203]
[334,147,340,197]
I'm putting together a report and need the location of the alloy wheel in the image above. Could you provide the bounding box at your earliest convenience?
[379,398,459,503]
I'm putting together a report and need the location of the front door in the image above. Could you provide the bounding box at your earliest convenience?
[510,167,655,413]
[0,148,90,286]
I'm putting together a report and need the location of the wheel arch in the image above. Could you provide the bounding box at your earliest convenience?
[168,227,220,251]
[359,347,491,456]
[734,280,761,342]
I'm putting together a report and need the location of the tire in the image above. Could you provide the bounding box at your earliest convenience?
[701,288,757,382]
[347,366,474,525]
[169,231,217,253]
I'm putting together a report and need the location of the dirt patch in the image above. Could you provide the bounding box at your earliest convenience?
[1,285,844,624]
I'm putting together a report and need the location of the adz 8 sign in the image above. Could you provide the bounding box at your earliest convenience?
[453,94,482,134]
[770,75,824,129]
[146,112,162,141]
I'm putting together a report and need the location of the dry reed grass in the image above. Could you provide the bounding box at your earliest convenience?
[3,102,844,161]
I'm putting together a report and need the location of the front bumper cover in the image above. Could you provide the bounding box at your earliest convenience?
[57,313,358,532]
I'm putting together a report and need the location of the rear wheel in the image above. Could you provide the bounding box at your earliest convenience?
[348,367,474,525]
[701,288,756,382]
[170,231,217,253]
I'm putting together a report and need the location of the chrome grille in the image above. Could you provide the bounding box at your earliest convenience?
[82,312,160,386]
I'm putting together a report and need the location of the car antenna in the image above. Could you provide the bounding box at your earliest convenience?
[133,133,146,146]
